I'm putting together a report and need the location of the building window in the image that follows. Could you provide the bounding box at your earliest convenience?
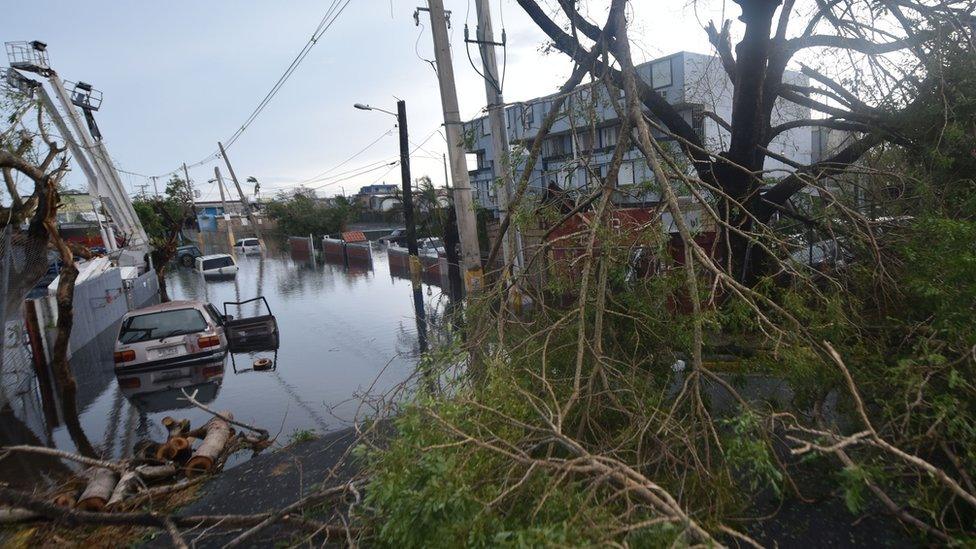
[690,105,705,141]
[617,162,634,187]
[651,58,672,89]
[577,132,594,152]
[599,125,619,149]
[543,135,570,157]
[480,119,489,136]
[522,104,534,127]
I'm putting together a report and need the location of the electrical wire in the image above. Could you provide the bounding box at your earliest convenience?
[296,128,394,185]
[147,0,354,178]
[307,161,399,191]
[415,19,438,75]
[303,158,398,185]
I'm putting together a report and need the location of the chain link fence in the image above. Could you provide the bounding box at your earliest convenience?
[1,223,60,483]
[1,224,53,377]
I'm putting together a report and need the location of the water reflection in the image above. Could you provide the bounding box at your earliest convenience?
[117,359,225,413]
[0,244,449,485]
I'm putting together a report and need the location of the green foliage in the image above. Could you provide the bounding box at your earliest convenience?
[723,410,783,496]
[363,395,678,548]
[265,194,355,237]
[837,465,870,514]
[287,429,316,445]
[133,178,193,265]
[133,198,185,244]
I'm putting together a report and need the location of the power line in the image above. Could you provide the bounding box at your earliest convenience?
[296,128,394,185]
[308,161,399,191]
[148,0,355,178]
[266,126,443,194]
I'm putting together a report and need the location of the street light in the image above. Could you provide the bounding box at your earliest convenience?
[353,103,397,118]
[354,100,421,290]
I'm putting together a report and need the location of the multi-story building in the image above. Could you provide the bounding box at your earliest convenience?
[462,51,812,213]
[353,183,399,211]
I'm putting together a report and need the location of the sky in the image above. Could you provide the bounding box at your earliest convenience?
[0,1,725,201]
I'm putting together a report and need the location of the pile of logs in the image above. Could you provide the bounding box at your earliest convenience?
[1,403,272,519]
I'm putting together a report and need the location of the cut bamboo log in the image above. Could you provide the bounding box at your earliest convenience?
[171,437,191,461]
[185,412,234,477]
[107,470,139,508]
[107,464,177,507]
[51,487,79,508]
[50,477,85,508]
[76,468,119,512]
[161,416,190,439]
[155,437,191,462]
[133,439,160,460]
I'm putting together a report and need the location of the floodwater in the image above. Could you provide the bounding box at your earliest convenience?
[0,243,453,488]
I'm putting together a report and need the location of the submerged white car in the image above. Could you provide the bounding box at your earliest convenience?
[114,300,229,392]
[195,253,238,276]
[235,237,261,255]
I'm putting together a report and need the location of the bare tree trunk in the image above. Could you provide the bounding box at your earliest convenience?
[41,183,97,458]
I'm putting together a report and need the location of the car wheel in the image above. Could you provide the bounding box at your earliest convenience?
[180,254,194,267]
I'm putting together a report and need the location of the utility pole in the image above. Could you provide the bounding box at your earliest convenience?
[469,0,523,271]
[214,167,237,255]
[443,153,450,188]
[420,0,484,293]
[150,175,159,198]
[397,100,422,291]
[217,142,264,244]
[182,163,199,224]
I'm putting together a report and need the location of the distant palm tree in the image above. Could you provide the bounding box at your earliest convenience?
[246,176,260,198]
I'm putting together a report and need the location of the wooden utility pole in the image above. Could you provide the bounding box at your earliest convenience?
[217,142,264,244]
[422,0,484,293]
[397,100,422,290]
[214,167,237,255]
[471,0,523,271]
[182,163,198,220]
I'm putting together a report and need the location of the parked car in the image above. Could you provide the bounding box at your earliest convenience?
[419,237,446,256]
[790,238,852,270]
[113,300,230,392]
[378,228,407,245]
[176,244,203,267]
[195,253,238,277]
[235,237,261,255]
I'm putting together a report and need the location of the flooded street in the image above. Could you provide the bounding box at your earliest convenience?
[0,244,448,488]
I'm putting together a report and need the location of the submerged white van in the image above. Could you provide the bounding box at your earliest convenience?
[235,237,261,255]
[195,254,238,276]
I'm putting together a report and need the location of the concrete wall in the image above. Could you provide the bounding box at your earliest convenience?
[125,269,160,311]
[41,266,128,359]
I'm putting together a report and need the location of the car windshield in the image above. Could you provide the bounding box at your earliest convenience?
[119,308,208,344]
[425,238,444,248]
[202,256,234,270]
[242,239,258,245]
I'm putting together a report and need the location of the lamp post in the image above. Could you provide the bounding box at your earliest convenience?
[354,101,421,289]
